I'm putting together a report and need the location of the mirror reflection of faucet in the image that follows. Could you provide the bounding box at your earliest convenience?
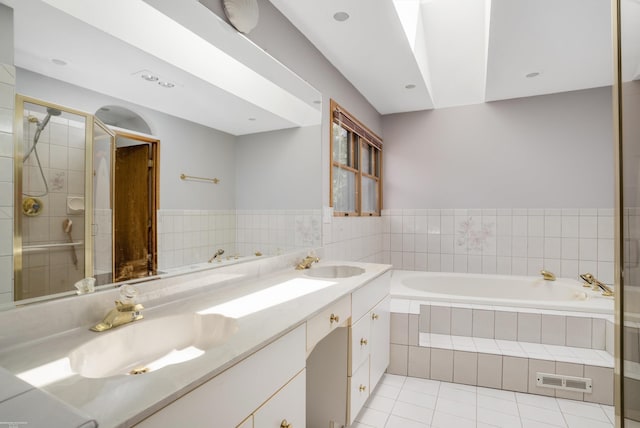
[208,249,225,263]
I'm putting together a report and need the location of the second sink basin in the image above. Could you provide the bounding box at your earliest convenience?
[69,313,238,378]
[304,265,365,279]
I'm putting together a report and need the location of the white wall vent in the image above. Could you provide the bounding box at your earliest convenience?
[536,373,593,393]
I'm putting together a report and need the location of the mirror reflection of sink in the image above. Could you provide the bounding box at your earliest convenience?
[69,313,238,378]
[304,265,365,279]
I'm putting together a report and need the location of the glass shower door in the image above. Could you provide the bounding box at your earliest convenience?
[618,0,640,424]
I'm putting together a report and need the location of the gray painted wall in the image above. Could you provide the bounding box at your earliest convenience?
[16,69,237,210]
[235,125,321,209]
[382,87,614,208]
[0,4,12,65]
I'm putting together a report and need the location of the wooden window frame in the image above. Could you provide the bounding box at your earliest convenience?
[330,99,383,217]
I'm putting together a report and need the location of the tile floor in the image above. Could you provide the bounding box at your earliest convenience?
[353,374,615,428]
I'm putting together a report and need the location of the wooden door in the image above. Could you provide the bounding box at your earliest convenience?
[114,144,152,281]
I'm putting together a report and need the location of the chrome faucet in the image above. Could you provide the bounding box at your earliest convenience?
[579,273,614,297]
[208,248,225,263]
[296,255,319,270]
[90,284,144,332]
[540,269,556,281]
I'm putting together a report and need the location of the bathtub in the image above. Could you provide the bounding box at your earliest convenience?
[391,270,614,314]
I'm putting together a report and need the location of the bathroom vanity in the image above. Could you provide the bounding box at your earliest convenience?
[0,258,391,427]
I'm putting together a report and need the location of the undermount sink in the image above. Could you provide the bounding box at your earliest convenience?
[68,313,238,378]
[304,265,365,279]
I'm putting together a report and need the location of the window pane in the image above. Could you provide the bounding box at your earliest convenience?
[362,176,378,213]
[333,166,357,212]
[332,123,350,165]
[361,143,371,175]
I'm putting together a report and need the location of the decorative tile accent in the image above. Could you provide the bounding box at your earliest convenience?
[456,216,495,253]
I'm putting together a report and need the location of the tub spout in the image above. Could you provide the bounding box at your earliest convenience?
[579,273,614,297]
[540,270,556,281]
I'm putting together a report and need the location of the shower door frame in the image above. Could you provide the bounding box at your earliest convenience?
[13,95,95,302]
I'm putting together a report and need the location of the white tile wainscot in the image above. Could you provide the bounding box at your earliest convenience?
[388,299,614,405]
[382,208,615,284]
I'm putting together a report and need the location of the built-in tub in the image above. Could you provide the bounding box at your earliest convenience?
[391,270,614,314]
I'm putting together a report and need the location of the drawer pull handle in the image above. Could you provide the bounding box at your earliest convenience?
[280,420,291,428]
[371,313,379,320]
[360,338,368,346]
[359,384,367,392]
[330,313,340,324]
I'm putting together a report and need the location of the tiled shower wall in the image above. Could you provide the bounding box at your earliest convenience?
[0,64,14,304]
[20,111,86,299]
[382,208,615,284]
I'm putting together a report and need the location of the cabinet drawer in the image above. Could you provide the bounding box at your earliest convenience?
[349,313,370,376]
[348,359,370,425]
[135,325,305,428]
[352,271,391,322]
[306,294,351,352]
[254,369,305,428]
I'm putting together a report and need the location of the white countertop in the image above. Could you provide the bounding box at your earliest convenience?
[0,260,391,428]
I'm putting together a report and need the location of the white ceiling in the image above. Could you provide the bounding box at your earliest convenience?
[269,0,616,113]
[2,0,321,136]
[4,0,637,126]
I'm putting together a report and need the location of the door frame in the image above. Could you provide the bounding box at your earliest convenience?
[113,130,160,279]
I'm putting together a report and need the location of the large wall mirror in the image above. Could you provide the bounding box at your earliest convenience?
[2,0,323,308]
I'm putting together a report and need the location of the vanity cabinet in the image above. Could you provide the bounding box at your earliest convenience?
[307,271,391,427]
[135,325,305,428]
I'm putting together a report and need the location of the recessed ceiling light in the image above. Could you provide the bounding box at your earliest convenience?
[333,11,350,22]
[313,100,322,105]
[248,117,257,121]
[141,73,159,82]
[405,84,416,89]
[99,107,110,112]
[158,81,175,88]
[525,72,541,78]
[51,58,67,66]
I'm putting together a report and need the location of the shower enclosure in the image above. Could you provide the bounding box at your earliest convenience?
[13,96,114,301]
[616,0,640,425]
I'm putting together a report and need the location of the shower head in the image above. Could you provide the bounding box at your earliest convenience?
[31,107,62,146]
[38,107,62,130]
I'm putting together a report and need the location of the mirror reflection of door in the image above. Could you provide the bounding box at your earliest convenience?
[113,133,159,282]
[92,119,115,286]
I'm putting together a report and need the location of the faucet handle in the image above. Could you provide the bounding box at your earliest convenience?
[119,284,139,301]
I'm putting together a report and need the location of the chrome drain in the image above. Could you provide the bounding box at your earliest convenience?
[129,367,150,375]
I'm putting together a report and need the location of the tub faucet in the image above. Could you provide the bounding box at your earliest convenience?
[579,273,614,297]
[90,284,144,332]
[540,270,556,281]
[296,255,319,270]
[208,248,225,263]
